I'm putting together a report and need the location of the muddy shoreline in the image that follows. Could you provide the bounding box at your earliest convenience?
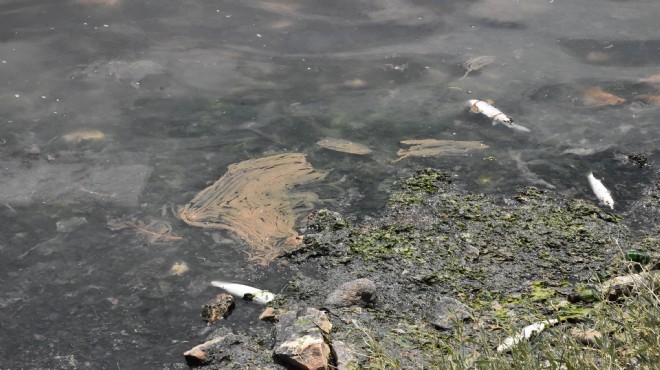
[184,167,660,369]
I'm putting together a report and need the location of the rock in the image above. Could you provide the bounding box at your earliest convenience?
[201,294,235,324]
[183,328,257,367]
[571,327,602,345]
[56,217,88,233]
[259,307,280,322]
[274,308,332,370]
[601,272,659,300]
[183,336,224,366]
[330,340,358,370]
[324,278,376,308]
[429,296,474,331]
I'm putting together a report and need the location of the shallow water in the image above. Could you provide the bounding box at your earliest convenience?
[1,0,659,367]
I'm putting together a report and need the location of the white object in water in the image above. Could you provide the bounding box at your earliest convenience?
[211,281,275,304]
[466,99,531,132]
[496,319,559,352]
[587,172,614,209]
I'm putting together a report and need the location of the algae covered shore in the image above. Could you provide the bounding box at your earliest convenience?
[191,168,660,369]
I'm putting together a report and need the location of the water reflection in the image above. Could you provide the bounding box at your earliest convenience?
[0,0,659,367]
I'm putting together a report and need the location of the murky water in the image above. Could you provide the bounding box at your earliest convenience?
[1,0,659,367]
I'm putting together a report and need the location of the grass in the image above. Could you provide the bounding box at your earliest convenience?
[350,260,660,370]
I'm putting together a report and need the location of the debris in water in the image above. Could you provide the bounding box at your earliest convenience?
[316,138,373,155]
[106,217,183,243]
[179,153,326,265]
[582,87,625,107]
[496,319,559,352]
[62,129,106,143]
[466,99,531,132]
[211,281,275,304]
[459,56,495,80]
[638,94,660,105]
[169,261,189,276]
[587,172,614,209]
[510,152,555,189]
[639,73,660,84]
[392,139,489,163]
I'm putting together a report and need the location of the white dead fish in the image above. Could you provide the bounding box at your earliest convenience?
[211,281,275,304]
[587,172,614,209]
[466,99,531,132]
[496,319,559,352]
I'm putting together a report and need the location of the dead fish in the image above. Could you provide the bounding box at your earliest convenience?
[62,129,106,143]
[466,99,530,132]
[496,319,559,352]
[587,172,614,209]
[211,281,275,304]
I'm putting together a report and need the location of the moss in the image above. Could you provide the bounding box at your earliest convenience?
[528,281,557,302]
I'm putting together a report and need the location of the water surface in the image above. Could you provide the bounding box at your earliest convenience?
[1,0,659,367]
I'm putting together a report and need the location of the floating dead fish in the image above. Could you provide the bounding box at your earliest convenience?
[211,281,275,304]
[496,319,559,352]
[316,137,373,155]
[460,55,495,80]
[466,99,530,132]
[587,172,614,209]
[582,87,625,107]
[392,139,489,163]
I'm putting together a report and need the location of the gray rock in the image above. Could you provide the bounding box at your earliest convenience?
[429,296,474,331]
[324,278,376,308]
[201,293,235,324]
[330,340,357,370]
[274,308,332,370]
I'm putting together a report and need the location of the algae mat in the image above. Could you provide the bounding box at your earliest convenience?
[179,153,326,265]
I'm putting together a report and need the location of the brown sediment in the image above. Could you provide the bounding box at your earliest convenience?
[316,138,373,155]
[638,94,660,105]
[179,153,326,265]
[584,51,610,62]
[392,139,489,163]
[582,87,625,107]
[639,74,660,84]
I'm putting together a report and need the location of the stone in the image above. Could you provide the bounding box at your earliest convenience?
[429,296,474,331]
[183,328,256,367]
[201,294,235,324]
[183,336,224,366]
[330,340,358,370]
[571,327,602,345]
[324,278,376,308]
[259,307,280,322]
[274,308,332,370]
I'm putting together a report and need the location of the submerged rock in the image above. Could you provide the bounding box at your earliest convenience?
[56,217,88,233]
[324,278,377,308]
